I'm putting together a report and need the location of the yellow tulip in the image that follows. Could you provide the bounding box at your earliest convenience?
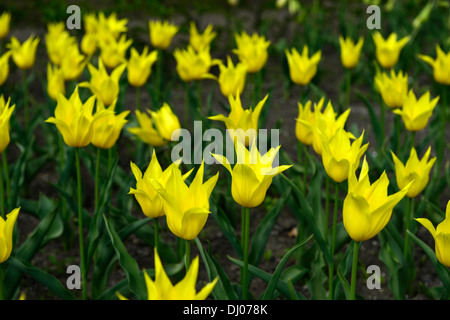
[47,64,65,102]
[233,31,270,73]
[60,45,89,81]
[338,36,364,69]
[79,58,126,106]
[129,150,193,219]
[117,249,217,300]
[374,69,408,108]
[217,56,247,98]
[208,93,268,146]
[0,207,20,263]
[127,46,158,87]
[91,99,129,149]
[149,103,182,142]
[148,20,178,50]
[7,35,40,70]
[0,95,15,154]
[212,139,292,208]
[45,22,77,66]
[151,161,219,240]
[295,99,321,146]
[127,110,166,146]
[285,45,321,86]
[99,34,132,69]
[372,31,410,69]
[81,32,98,56]
[0,51,11,86]
[87,12,128,44]
[391,146,436,198]
[320,128,369,183]
[189,22,217,51]
[418,45,450,85]
[415,201,450,267]
[392,90,439,132]
[343,157,411,242]
[174,45,220,82]
[0,12,11,39]
[45,87,111,148]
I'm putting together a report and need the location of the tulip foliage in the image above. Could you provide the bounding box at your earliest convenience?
[0,1,448,303]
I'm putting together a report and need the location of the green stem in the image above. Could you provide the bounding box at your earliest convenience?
[2,154,9,212]
[410,131,415,152]
[185,239,191,272]
[136,86,141,111]
[196,80,203,114]
[324,174,330,239]
[22,70,29,129]
[154,218,159,253]
[0,154,4,219]
[346,69,352,109]
[403,197,414,259]
[439,85,446,172]
[95,148,101,210]
[303,146,308,192]
[242,206,250,300]
[75,148,87,300]
[184,83,190,128]
[328,181,339,300]
[350,241,360,300]
[0,263,4,300]
[380,99,386,151]
[155,49,162,105]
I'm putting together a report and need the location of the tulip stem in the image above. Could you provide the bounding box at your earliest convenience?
[242,206,250,300]
[346,69,352,109]
[350,241,360,300]
[380,99,386,151]
[0,263,4,300]
[155,49,162,106]
[75,148,87,300]
[22,70,29,129]
[95,147,101,210]
[154,218,159,253]
[328,181,339,300]
[2,154,9,212]
[136,86,141,111]
[185,239,191,272]
[403,197,414,260]
[324,174,330,239]
[0,154,4,219]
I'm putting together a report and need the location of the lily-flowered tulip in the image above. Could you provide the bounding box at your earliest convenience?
[81,32,98,56]
[391,146,436,198]
[415,200,450,267]
[209,93,268,146]
[217,56,247,98]
[8,35,40,70]
[0,95,15,154]
[372,32,410,69]
[295,99,319,146]
[79,59,126,106]
[45,22,77,66]
[99,34,132,69]
[374,69,408,109]
[60,45,89,81]
[320,128,369,183]
[212,139,292,208]
[0,51,11,86]
[117,249,217,300]
[392,90,439,131]
[149,20,178,50]
[127,46,158,87]
[129,150,192,218]
[47,64,65,102]
[91,99,129,149]
[127,110,166,147]
[339,36,364,69]
[233,31,270,73]
[0,12,11,39]
[148,103,182,142]
[151,161,219,240]
[0,207,20,263]
[189,22,217,51]
[343,157,411,242]
[45,87,110,148]
[174,45,220,82]
[85,12,128,45]
[285,45,321,86]
[418,45,450,85]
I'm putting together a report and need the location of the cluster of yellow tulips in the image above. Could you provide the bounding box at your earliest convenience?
[0,1,448,302]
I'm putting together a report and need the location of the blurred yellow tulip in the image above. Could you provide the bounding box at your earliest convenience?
[127,46,158,87]
[217,56,247,98]
[7,35,40,70]
[149,20,178,50]
[174,45,220,82]
[233,31,270,73]
[99,34,132,69]
[295,99,319,146]
[47,63,66,102]
[45,22,77,66]
[189,22,217,51]
[0,207,20,263]
[127,110,165,147]
[372,32,410,68]
[60,45,89,81]
[0,51,11,86]
[418,45,450,85]
[338,36,364,69]
[285,45,321,86]
[148,103,182,142]
[0,95,15,154]
[0,12,11,39]
[374,69,408,108]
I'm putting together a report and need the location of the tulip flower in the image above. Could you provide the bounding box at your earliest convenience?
[418,45,450,85]
[60,45,89,81]
[372,31,410,69]
[339,36,364,69]
[233,31,270,73]
[79,58,126,106]
[47,64,65,102]
[209,93,268,147]
[392,90,439,132]
[0,51,11,86]
[320,128,369,183]
[148,103,182,142]
[295,99,320,146]
[87,12,128,44]
[127,110,167,147]
[285,45,321,86]
[343,157,411,242]
[117,249,217,300]
[174,45,220,82]
[217,56,247,98]
[374,69,408,109]
[45,22,77,66]
[129,150,193,219]
[127,46,158,88]
[148,20,178,50]
[7,35,40,70]
[415,200,450,267]
[0,207,20,263]
[99,34,132,69]
[81,32,98,56]
[391,146,436,198]
[151,161,219,240]
[189,22,217,52]
[45,87,111,148]
[0,12,11,39]
[0,95,15,154]
[91,99,129,149]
